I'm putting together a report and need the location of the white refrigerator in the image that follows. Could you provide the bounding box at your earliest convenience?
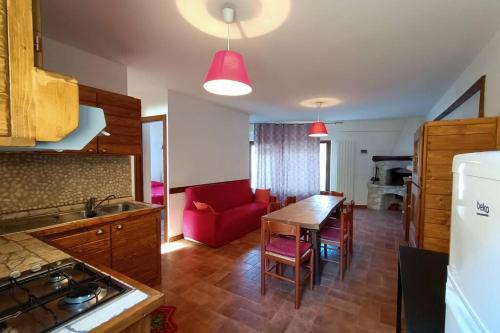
[446,151,500,333]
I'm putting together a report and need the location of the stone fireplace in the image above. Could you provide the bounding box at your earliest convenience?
[367,156,412,210]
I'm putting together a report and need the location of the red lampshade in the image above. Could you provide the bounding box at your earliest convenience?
[203,50,252,96]
[308,121,328,137]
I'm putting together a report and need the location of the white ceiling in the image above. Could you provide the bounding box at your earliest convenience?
[41,0,500,122]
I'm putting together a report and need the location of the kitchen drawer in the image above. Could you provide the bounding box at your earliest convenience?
[68,239,111,267]
[48,225,110,249]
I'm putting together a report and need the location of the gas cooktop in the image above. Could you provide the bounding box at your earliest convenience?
[0,258,131,333]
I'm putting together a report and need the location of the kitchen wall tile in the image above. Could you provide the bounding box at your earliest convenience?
[0,154,132,215]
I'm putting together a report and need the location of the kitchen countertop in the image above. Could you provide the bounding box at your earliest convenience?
[0,232,70,278]
[0,202,164,332]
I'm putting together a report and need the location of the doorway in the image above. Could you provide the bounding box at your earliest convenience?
[142,115,168,242]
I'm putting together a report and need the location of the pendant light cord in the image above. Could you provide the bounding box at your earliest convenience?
[316,101,323,122]
[227,23,230,50]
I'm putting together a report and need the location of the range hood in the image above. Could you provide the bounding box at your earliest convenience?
[0,105,106,152]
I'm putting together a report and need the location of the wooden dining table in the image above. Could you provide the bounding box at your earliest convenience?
[261,194,346,284]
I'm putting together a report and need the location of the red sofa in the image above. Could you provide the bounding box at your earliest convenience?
[183,180,274,247]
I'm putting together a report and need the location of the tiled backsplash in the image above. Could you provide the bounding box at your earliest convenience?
[0,154,132,215]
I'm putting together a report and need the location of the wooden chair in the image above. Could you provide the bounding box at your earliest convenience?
[267,202,282,214]
[321,190,345,226]
[319,203,352,280]
[284,196,297,206]
[261,220,314,308]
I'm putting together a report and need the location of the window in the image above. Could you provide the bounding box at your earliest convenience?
[250,141,257,189]
[320,141,331,191]
[250,140,331,192]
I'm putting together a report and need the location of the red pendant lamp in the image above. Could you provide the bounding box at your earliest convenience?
[203,7,252,96]
[308,102,328,137]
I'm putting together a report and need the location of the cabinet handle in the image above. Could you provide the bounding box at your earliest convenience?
[116,224,123,230]
[96,228,104,235]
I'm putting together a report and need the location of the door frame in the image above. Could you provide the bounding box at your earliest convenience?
[141,115,168,242]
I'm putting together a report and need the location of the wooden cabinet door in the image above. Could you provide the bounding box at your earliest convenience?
[111,212,161,285]
[409,183,421,248]
[97,92,142,155]
[48,224,111,267]
[75,85,98,153]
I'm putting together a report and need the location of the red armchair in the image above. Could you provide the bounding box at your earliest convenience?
[183,180,275,247]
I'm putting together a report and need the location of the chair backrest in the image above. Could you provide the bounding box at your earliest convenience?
[320,190,344,197]
[340,201,354,237]
[339,205,351,240]
[284,196,297,206]
[267,202,282,214]
[261,220,301,256]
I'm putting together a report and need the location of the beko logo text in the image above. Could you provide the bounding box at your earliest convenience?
[476,201,489,217]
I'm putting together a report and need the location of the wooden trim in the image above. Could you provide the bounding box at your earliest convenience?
[321,140,331,191]
[141,115,168,242]
[372,156,412,162]
[169,178,250,194]
[168,233,184,243]
[434,75,486,121]
[134,155,144,202]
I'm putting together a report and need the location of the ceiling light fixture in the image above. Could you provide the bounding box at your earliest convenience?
[308,101,328,137]
[203,6,252,96]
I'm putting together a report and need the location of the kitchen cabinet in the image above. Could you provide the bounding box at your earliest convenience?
[76,85,142,155]
[0,0,79,147]
[36,208,161,287]
[111,213,161,285]
[77,85,98,153]
[411,117,498,253]
[48,224,111,267]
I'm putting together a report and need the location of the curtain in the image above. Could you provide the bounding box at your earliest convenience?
[255,123,320,201]
[336,140,356,201]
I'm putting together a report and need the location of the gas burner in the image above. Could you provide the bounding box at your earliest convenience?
[48,271,67,284]
[64,282,102,305]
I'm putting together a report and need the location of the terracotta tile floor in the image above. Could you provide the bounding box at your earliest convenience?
[160,208,405,333]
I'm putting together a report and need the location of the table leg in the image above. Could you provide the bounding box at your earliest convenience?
[311,229,321,285]
[396,262,402,332]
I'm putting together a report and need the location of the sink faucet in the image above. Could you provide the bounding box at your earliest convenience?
[84,195,117,217]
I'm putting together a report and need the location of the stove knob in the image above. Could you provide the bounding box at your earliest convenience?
[9,270,21,279]
[31,264,42,272]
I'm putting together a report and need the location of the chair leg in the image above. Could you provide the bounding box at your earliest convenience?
[310,251,314,290]
[295,263,301,309]
[340,246,345,281]
[261,256,266,295]
[323,243,327,258]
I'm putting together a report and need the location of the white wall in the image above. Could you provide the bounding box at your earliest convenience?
[326,117,422,205]
[392,117,424,155]
[127,67,168,207]
[43,37,128,94]
[168,91,250,237]
[427,28,500,120]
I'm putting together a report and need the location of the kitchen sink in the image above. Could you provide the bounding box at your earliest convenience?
[0,201,150,235]
[95,202,149,215]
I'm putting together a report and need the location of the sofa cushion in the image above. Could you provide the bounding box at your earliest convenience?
[193,201,215,212]
[217,202,267,242]
[185,179,254,212]
[255,189,271,204]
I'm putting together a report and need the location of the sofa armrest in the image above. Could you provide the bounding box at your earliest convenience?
[182,209,220,246]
